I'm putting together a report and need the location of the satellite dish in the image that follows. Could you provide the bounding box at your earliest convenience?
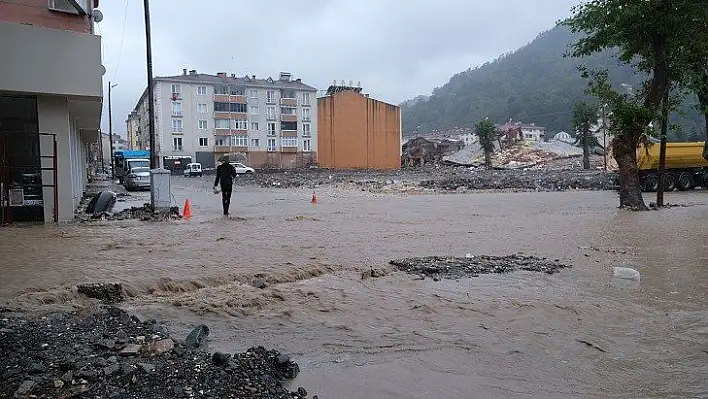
[92,9,103,22]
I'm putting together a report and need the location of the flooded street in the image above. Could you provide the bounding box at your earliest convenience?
[1,177,707,397]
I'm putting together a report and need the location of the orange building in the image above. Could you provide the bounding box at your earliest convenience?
[317,86,402,169]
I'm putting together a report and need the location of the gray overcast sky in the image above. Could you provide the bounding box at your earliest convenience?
[98,0,583,136]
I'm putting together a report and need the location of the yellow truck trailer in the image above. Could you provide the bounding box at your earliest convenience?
[636,142,708,191]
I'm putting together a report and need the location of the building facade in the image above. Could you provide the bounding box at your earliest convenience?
[317,85,401,169]
[0,0,104,223]
[126,110,139,150]
[130,70,317,169]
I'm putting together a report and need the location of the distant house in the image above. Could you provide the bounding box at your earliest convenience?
[498,120,546,142]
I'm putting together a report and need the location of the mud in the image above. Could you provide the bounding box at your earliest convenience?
[390,255,571,280]
[1,179,707,397]
[0,306,312,398]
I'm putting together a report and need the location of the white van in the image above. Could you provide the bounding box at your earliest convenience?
[183,163,203,177]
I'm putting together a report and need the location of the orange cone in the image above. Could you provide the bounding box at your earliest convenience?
[183,199,192,218]
[311,192,318,205]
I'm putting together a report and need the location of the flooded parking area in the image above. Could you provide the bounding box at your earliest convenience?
[1,176,707,397]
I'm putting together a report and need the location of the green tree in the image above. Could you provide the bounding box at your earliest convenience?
[562,0,702,210]
[475,119,496,169]
[572,101,598,169]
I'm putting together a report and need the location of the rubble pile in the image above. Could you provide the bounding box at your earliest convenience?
[419,169,617,192]
[390,255,572,280]
[104,204,181,222]
[0,307,313,399]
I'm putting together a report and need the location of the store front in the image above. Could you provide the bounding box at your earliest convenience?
[0,95,46,224]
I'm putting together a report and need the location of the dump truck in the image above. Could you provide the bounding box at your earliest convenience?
[636,141,708,191]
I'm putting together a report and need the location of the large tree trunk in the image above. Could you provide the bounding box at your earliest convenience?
[613,134,647,210]
[484,150,492,169]
[582,130,590,169]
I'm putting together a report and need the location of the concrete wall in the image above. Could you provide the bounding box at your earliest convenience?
[0,21,102,99]
[37,96,94,222]
[317,91,401,169]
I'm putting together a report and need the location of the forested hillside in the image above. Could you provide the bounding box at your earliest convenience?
[401,25,704,141]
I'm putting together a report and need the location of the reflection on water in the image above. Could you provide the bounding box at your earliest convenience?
[1,181,707,397]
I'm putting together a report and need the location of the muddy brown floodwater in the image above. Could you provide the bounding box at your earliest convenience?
[1,176,708,398]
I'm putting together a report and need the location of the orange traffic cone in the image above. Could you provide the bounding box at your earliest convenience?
[311,192,318,205]
[183,199,192,218]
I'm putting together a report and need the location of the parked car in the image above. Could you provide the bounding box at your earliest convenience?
[182,163,203,177]
[124,167,151,191]
[229,162,255,174]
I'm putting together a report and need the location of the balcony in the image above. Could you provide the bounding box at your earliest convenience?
[280,130,298,138]
[214,112,230,119]
[280,98,297,107]
[214,145,248,153]
[281,147,297,153]
[266,97,276,104]
[213,94,229,102]
[229,95,247,103]
[266,114,278,121]
[302,116,311,122]
[281,114,297,122]
[171,111,183,117]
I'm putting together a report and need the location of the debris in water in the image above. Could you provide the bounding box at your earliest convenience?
[389,255,571,280]
[612,267,640,282]
[575,338,606,352]
[76,283,124,303]
[0,307,312,398]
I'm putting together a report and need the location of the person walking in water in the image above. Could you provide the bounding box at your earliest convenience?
[213,158,238,215]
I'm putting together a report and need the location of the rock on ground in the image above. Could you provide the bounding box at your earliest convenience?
[77,283,124,303]
[0,306,312,398]
[390,254,572,280]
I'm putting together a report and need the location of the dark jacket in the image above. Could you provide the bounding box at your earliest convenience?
[214,162,237,189]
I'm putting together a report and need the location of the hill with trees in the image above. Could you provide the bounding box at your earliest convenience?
[400,25,704,141]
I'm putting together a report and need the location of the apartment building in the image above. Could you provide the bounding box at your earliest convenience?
[126,110,139,150]
[130,69,317,169]
[0,0,104,223]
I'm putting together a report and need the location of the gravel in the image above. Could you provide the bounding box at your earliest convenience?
[229,167,617,193]
[0,306,314,398]
[390,255,572,280]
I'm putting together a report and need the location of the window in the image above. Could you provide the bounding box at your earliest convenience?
[230,86,245,96]
[197,86,207,95]
[266,90,276,103]
[230,136,248,147]
[214,119,230,129]
[171,118,183,133]
[199,138,209,147]
[267,138,277,152]
[171,101,182,114]
[301,108,311,120]
[303,123,311,136]
[231,119,248,130]
[282,89,295,99]
[48,0,82,14]
[215,138,225,146]
[302,92,311,106]
[230,103,248,113]
[281,107,296,115]
[282,137,298,147]
[173,137,183,151]
[214,102,229,112]
[250,121,259,131]
[249,89,259,98]
[266,106,277,119]
[303,139,312,152]
[214,85,227,95]
[249,105,259,115]
[250,138,260,147]
[197,103,208,113]
[267,122,277,136]
[281,121,297,131]
[198,120,208,130]
[171,84,181,94]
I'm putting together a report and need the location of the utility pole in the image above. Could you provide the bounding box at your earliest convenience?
[144,0,157,169]
[657,84,670,207]
[98,130,104,174]
[108,82,118,178]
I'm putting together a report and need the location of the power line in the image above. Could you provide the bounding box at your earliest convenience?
[113,0,130,82]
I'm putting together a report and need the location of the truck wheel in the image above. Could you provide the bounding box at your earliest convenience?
[663,173,677,191]
[644,175,658,192]
[677,172,694,191]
